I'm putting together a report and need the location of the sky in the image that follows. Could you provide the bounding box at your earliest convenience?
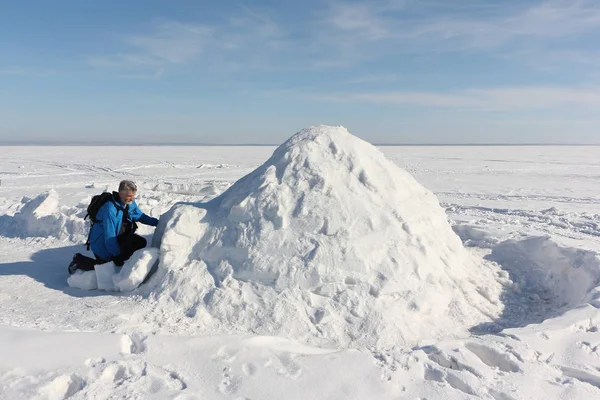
[1,0,600,144]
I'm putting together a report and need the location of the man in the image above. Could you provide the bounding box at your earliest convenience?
[69,180,159,273]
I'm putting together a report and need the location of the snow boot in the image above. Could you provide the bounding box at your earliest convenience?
[68,255,79,275]
[68,253,98,274]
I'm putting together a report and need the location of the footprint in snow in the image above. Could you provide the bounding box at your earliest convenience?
[423,364,477,397]
[145,364,187,391]
[576,341,599,354]
[464,342,521,373]
[219,367,242,395]
[276,353,302,379]
[85,361,186,395]
[242,363,257,376]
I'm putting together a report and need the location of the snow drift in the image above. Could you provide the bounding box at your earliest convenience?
[0,190,87,240]
[147,125,503,348]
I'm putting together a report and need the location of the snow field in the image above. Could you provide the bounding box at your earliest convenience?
[0,326,397,400]
[2,306,600,399]
[1,130,600,399]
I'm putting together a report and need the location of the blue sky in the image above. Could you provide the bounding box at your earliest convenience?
[1,0,600,144]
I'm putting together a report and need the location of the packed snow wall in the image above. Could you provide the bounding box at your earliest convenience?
[147,125,503,348]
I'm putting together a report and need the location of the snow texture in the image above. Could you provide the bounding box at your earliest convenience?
[148,125,504,348]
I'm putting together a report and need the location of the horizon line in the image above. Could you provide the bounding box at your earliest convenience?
[0,142,599,147]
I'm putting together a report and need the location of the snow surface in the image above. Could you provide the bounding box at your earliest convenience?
[1,127,600,399]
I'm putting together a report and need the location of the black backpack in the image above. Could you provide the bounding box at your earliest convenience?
[84,192,115,250]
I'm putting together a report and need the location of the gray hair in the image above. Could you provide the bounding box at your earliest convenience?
[118,180,137,193]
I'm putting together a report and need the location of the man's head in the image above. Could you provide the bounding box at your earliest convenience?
[118,180,137,205]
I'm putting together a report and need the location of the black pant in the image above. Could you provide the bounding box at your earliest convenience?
[112,233,147,266]
[74,233,147,270]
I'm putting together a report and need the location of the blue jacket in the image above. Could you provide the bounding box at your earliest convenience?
[89,193,158,260]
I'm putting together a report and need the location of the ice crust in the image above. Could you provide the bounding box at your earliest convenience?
[148,125,504,347]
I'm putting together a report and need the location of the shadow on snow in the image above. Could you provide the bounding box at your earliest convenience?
[469,236,600,335]
[0,236,149,298]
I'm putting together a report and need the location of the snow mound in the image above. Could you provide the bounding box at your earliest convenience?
[148,125,503,348]
[0,190,87,240]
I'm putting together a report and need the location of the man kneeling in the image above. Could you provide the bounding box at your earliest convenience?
[69,180,158,273]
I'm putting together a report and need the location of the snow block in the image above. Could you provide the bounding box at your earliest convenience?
[113,248,159,292]
[67,270,98,290]
[95,263,118,292]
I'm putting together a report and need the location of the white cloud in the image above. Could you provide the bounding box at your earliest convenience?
[317,0,600,57]
[0,67,55,77]
[326,1,393,40]
[312,86,600,110]
[89,5,292,74]
[345,74,398,84]
[117,68,165,80]
[402,0,600,48]
[89,22,213,71]
[0,67,26,75]
[125,22,213,64]
[89,1,600,76]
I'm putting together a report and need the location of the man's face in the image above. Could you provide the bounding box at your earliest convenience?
[119,190,136,205]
